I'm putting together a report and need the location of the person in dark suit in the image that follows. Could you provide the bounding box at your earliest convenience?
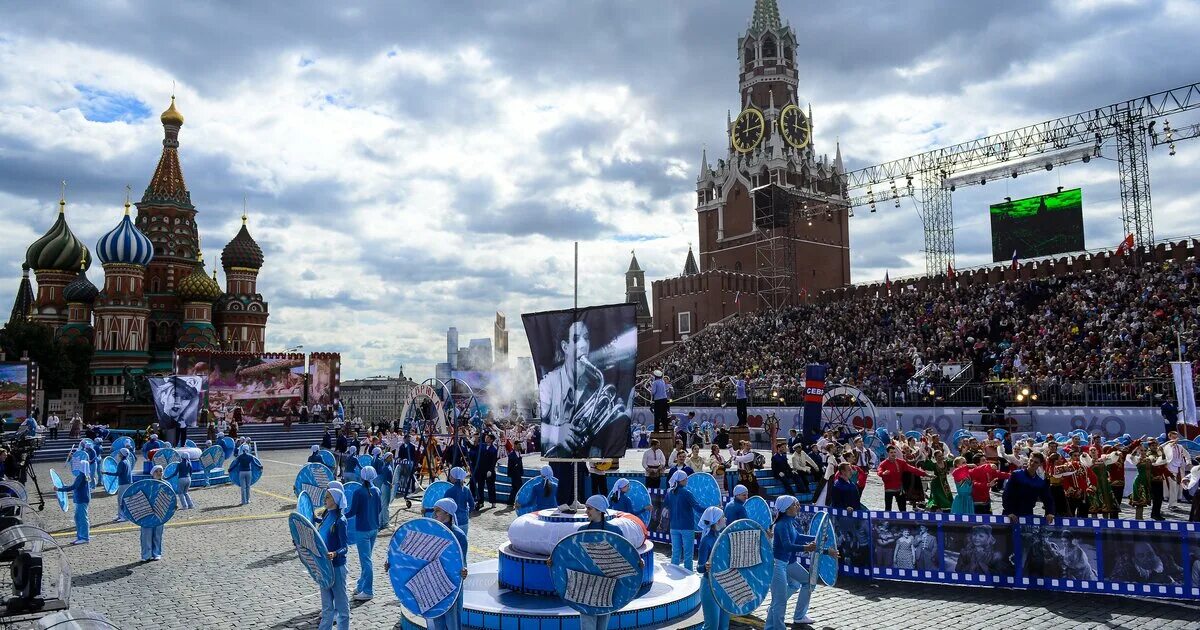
[506,445,524,507]
[770,442,800,495]
[471,433,499,507]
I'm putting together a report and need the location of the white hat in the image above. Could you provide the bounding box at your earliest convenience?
[732,484,749,498]
[653,370,663,377]
[434,498,459,526]
[361,466,378,482]
[773,495,797,515]
[449,467,468,482]
[585,495,609,513]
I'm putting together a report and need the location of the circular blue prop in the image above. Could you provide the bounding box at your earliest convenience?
[904,430,921,440]
[992,428,1008,441]
[515,477,555,516]
[343,481,363,536]
[81,438,96,453]
[111,436,134,459]
[863,433,887,461]
[49,469,69,512]
[687,473,721,531]
[199,444,224,470]
[163,462,181,492]
[289,512,334,589]
[153,448,180,468]
[550,529,642,617]
[68,450,89,466]
[709,519,772,616]
[744,495,771,530]
[101,456,119,495]
[875,427,891,443]
[184,439,197,449]
[296,493,315,523]
[388,517,465,619]
[423,481,453,516]
[118,479,178,528]
[358,454,374,471]
[318,449,336,471]
[623,479,651,525]
[218,436,235,459]
[228,455,263,488]
[295,463,336,507]
[1181,439,1200,456]
[807,511,838,587]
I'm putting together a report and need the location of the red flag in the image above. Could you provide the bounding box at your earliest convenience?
[1115,233,1135,256]
[799,286,808,299]
[947,262,956,280]
[1011,250,1018,270]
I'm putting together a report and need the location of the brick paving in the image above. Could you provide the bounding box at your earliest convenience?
[21,449,1197,629]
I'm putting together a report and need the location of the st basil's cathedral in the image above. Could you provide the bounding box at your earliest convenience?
[10,97,271,408]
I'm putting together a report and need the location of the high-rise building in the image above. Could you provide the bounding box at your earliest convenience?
[447,326,459,368]
[462,338,493,371]
[494,312,509,368]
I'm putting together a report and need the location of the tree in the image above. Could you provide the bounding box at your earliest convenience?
[0,321,93,400]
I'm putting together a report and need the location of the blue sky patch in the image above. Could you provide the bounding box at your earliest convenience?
[74,84,150,123]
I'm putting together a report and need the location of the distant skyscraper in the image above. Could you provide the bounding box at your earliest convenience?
[435,362,452,382]
[447,326,459,368]
[494,312,509,368]
[462,338,493,371]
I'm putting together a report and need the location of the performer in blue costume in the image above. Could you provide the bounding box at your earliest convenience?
[89,438,103,488]
[429,498,470,630]
[317,486,351,630]
[342,446,360,482]
[552,495,644,630]
[230,444,262,505]
[697,506,729,630]
[79,440,99,489]
[308,445,325,464]
[176,451,195,510]
[665,470,701,570]
[516,466,559,512]
[105,448,134,522]
[140,466,168,561]
[445,467,474,537]
[55,459,91,545]
[764,496,838,629]
[607,479,634,513]
[723,484,749,523]
[376,452,395,530]
[349,466,382,601]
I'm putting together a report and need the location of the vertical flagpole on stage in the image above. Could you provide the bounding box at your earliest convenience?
[571,241,583,510]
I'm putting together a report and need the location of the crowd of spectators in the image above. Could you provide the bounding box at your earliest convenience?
[646,259,1200,406]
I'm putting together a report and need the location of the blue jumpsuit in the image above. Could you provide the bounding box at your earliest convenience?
[723,497,748,524]
[444,481,475,537]
[524,477,559,512]
[426,523,468,630]
[57,473,90,542]
[608,491,634,514]
[665,486,701,569]
[230,453,260,505]
[698,528,729,630]
[348,481,382,597]
[318,508,350,630]
[176,461,194,509]
[765,515,816,630]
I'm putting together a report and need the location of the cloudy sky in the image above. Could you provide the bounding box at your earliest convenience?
[3,0,1199,380]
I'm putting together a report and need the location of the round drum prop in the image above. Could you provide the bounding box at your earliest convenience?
[289,513,335,589]
[343,481,363,536]
[687,473,721,531]
[153,448,180,469]
[318,449,337,471]
[423,481,453,517]
[198,445,224,485]
[358,454,374,471]
[807,511,838,587]
[162,463,181,492]
[218,436,236,459]
[111,436,134,459]
[624,479,651,525]
[49,469,69,512]
[68,450,89,466]
[296,493,316,523]
[101,456,119,495]
[119,479,178,528]
[709,519,772,616]
[295,463,336,507]
[388,518,465,620]
[515,477,554,517]
[228,456,263,488]
[744,495,771,531]
[550,530,642,617]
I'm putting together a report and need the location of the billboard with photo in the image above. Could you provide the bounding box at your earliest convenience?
[176,351,305,423]
[307,353,341,408]
[990,188,1085,262]
[148,375,206,430]
[522,303,637,459]
[0,362,30,422]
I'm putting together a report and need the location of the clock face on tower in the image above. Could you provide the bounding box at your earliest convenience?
[778,104,811,149]
[731,108,765,153]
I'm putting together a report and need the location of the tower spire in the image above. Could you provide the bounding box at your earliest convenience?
[750,0,782,34]
[59,180,66,213]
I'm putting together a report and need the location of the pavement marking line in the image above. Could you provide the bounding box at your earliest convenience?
[731,615,764,629]
[252,487,298,502]
[258,458,305,468]
[51,511,292,538]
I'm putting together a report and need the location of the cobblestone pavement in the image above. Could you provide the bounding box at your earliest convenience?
[22,450,1198,629]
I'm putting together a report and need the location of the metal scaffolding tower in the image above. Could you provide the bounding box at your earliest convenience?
[1115,107,1153,246]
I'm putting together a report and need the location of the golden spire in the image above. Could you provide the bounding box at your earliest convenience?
[124,184,132,215]
[212,268,218,282]
[59,180,66,213]
[242,196,248,224]
[160,94,185,126]
[197,233,203,262]
[79,252,87,271]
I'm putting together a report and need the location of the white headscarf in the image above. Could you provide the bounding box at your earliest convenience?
[360,466,378,482]
[434,498,459,526]
[371,447,382,457]
[585,495,609,514]
[732,484,749,499]
[698,506,725,530]
[613,479,630,493]
[311,445,320,454]
[348,446,357,456]
[449,467,468,482]
[325,487,348,511]
[669,469,688,490]
[539,465,555,480]
[772,495,797,516]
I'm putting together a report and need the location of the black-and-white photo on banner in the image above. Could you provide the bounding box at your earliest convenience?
[522,304,637,459]
[149,375,206,431]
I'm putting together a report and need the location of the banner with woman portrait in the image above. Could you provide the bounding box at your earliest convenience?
[522,304,637,459]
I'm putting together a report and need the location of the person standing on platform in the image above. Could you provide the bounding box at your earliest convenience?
[317,486,350,630]
[698,506,729,630]
[176,451,195,510]
[471,434,499,508]
[46,413,59,440]
[665,470,701,571]
[506,445,524,508]
[139,466,167,560]
[608,479,634,513]
[55,459,91,545]
[587,459,610,497]
[445,467,474,536]
[349,466,382,601]
[651,370,670,432]
[730,375,749,427]
[724,485,749,523]
[731,441,759,497]
[428,498,469,630]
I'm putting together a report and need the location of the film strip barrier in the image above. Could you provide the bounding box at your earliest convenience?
[796,505,1200,600]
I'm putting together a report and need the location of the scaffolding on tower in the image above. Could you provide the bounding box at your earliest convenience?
[752,183,850,311]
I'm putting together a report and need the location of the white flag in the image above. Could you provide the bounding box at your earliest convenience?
[1170,361,1197,427]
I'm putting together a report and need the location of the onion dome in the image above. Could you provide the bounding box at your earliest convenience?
[96,200,154,266]
[160,95,184,126]
[26,199,90,272]
[221,214,264,270]
[176,256,222,302]
[63,264,99,304]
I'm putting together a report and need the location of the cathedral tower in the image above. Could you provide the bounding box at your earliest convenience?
[217,213,268,353]
[90,197,155,397]
[25,194,90,327]
[624,251,652,330]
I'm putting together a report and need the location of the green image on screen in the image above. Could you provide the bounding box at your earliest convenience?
[990,188,1085,262]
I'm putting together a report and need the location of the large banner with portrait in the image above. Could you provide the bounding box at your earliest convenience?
[307,352,341,409]
[522,304,637,459]
[800,506,1200,600]
[148,375,205,431]
[0,362,31,423]
[175,351,306,423]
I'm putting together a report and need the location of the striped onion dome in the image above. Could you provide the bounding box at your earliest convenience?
[96,201,154,267]
[26,199,90,272]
